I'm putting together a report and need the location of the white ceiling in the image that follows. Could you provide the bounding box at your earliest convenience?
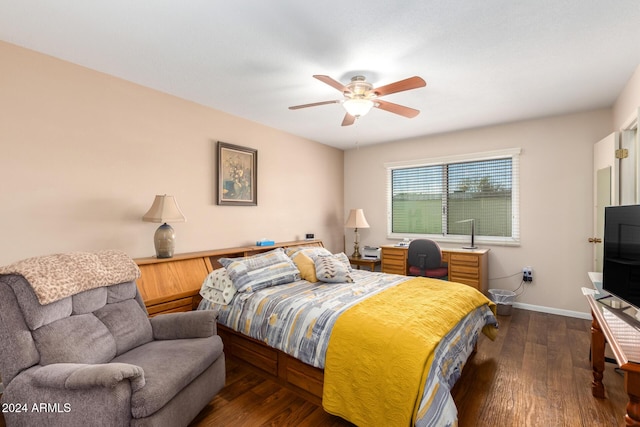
[1,1,640,150]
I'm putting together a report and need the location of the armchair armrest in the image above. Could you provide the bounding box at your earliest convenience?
[150,310,218,340]
[33,362,145,392]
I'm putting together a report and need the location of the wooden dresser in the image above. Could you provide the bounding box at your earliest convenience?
[381,245,489,293]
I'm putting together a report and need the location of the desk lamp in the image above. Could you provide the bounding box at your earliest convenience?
[457,218,477,249]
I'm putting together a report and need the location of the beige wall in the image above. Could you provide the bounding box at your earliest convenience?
[613,64,640,129]
[0,41,344,264]
[345,110,612,316]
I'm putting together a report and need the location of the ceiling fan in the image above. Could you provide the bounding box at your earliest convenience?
[289,74,426,126]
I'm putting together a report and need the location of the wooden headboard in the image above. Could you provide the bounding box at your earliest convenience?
[134,239,324,316]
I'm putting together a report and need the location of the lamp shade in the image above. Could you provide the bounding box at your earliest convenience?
[142,195,186,223]
[345,209,370,229]
[343,98,374,117]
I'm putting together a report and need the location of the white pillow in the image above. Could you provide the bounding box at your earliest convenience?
[199,268,237,305]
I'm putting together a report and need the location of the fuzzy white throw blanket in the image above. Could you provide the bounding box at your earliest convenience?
[0,250,141,305]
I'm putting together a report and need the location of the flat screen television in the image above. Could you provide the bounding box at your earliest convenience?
[601,205,640,316]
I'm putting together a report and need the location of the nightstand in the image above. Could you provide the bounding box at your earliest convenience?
[348,257,381,272]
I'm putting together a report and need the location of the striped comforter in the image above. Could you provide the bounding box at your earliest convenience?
[198,269,497,426]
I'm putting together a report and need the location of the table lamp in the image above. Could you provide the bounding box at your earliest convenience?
[456,218,477,249]
[345,208,370,258]
[142,195,186,258]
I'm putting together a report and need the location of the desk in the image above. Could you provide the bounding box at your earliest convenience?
[381,245,489,293]
[348,257,381,271]
[585,293,640,425]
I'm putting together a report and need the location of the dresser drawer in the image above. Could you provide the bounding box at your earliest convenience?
[382,265,406,275]
[381,247,406,259]
[451,263,480,276]
[381,247,407,275]
[219,326,278,376]
[382,256,405,268]
[450,257,481,289]
[449,253,480,267]
[448,252,484,291]
[382,259,406,274]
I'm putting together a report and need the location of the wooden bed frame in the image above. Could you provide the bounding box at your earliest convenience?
[134,239,326,404]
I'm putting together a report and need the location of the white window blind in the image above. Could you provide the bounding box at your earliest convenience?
[386,149,520,245]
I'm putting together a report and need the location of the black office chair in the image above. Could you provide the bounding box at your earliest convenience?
[407,239,448,280]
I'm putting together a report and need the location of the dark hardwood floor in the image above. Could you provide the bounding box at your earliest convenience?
[0,308,629,427]
[192,308,630,427]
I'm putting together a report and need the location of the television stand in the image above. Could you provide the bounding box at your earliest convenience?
[596,294,640,333]
[585,293,640,425]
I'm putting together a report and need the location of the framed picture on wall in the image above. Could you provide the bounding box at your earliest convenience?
[217,141,257,206]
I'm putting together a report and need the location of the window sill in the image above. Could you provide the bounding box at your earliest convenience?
[387,234,520,247]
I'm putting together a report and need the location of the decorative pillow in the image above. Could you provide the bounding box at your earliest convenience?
[332,252,353,271]
[291,252,318,283]
[219,248,300,293]
[199,268,237,305]
[315,254,354,284]
[285,246,332,261]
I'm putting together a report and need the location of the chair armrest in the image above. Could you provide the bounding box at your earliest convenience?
[150,310,219,340]
[33,362,145,392]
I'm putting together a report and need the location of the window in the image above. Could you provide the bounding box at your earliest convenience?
[386,149,520,245]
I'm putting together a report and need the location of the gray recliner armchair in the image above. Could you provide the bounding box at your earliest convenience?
[0,253,225,427]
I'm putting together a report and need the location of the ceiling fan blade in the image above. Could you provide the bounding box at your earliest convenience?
[341,113,356,126]
[313,75,349,93]
[372,76,426,97]
[375,99,420,118]
[289,100,341,110]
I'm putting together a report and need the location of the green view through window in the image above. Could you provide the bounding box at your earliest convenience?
[386,149,520,245]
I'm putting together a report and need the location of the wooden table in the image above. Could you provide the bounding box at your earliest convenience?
[348,256,381,271]
[586,293,640,425]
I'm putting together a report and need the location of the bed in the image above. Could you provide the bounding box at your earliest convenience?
[196,244,498,427]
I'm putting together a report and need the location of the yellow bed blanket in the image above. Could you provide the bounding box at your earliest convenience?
[322,277,497,427]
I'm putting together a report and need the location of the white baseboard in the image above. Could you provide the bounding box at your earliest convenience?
[513,302,591,320]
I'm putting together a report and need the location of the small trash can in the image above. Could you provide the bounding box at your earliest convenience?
[488,289,516,316]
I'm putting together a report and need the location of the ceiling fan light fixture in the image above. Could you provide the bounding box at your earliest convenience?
[290,74,425,126]
[343,98,374,117]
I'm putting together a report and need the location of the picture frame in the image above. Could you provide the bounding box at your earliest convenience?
[217,141,257,206]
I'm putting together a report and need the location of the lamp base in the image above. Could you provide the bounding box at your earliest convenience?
[351,228,362,258]
[351,244,362,259]
[154,223,175,258]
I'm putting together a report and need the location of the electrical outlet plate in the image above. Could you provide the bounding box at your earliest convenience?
[522,266,533,282]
